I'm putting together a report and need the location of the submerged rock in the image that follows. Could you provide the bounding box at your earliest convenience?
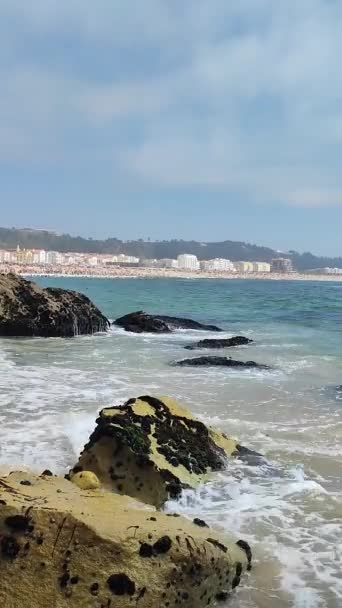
[175,356,270,369]
[157,314,222,332]
[0,273,109,337]
[71,395,243,507]
[115,311,171,333]
[114,310,222,333]
[185,336,253,350]
[0,471,251,608]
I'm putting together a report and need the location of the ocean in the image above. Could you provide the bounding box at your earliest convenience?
[1,277,341,608]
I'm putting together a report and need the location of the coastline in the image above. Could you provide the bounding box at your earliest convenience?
[1,264,342,281]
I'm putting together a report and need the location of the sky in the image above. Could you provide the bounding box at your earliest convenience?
[0,1,341,255]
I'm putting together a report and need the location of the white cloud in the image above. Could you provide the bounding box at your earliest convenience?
[287,189,342,207]
[0,0,341,205]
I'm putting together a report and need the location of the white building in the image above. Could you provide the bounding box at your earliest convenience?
[56,252,65,265]
[177,254,200,270]
[38,250,47,264]
[158,258,179,269]
[271,258,293,273]
[0,250,8,263]
[201,258,235,272]
[64,255,76,265]
[252,262,271,273]
[87,256,98,267]
[46,251,58,265]
[112,254,140,264]
[234,261,254,273]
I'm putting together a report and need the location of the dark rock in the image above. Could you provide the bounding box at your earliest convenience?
[153,536,172,554]
[233,444,265,466]
[157,315,222,332]
[115,311,170,333]
[174,356,270,369]
[193,518,209,528]
[5,514,30,532]
[185,336,253,350]
[90,582,99,595]
[206,538,228,553]
[236,540,252,571]
[139,543,153,558]
[114,311,222,333]
[1,535,21,559]
[107,573,136,595]
[0,273,109,337]
[216,591,229,602]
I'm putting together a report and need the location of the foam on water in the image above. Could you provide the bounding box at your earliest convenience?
[1,277,342,607]
[166,463,342,608]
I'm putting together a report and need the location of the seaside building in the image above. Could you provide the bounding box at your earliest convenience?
[0,249,14,263]
[201,258,235,272]
[271,257,293,273]
[177,254,200,271]
[87,256,98,267]
[64,255,76,265]
[157,258,179,269]
[111,254,140,264]
[46,251,59,265]
[234,261,254,273]
[252,262,271,273]
[139,259,158,267]
[38,250,47,264]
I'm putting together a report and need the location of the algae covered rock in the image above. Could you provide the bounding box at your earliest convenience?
[0,273,109,337]
[71,395,241,507]
[114,311,222,333]
[0,471,251,608]
[175,356,270,369]
[185,336,253,350]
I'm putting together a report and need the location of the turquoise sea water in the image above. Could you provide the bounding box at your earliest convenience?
[0,277,341,608]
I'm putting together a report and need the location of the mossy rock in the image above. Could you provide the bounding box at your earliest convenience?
[0,273,109,337]
[71,396,244,507]
[0,471,251,608]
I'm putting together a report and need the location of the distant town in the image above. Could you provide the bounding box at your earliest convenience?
[0,244,342,281]
[0,245,300,274]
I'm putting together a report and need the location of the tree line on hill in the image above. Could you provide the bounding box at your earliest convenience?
[0,227,340,271]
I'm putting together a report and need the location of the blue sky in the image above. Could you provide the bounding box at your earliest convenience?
[0,0,341,255]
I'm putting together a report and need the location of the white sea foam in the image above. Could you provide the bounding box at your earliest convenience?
[0,294,341,608]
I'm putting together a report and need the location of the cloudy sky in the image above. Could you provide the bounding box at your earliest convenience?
[0,0,341,254]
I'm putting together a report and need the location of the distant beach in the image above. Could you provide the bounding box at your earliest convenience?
[2,265,341,282]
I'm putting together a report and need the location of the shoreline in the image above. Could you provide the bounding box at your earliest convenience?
[2,265,342,282]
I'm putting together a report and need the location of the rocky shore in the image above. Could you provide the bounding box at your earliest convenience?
[0,276,256,606]
[70,395,259,506]
[0,396,253,608]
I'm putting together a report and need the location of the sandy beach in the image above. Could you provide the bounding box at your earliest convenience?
[1,263,341,282]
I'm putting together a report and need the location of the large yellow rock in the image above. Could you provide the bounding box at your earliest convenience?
[0,471,251,608]
[70,395,249,507]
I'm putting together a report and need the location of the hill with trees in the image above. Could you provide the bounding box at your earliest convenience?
[0,227,340,271]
